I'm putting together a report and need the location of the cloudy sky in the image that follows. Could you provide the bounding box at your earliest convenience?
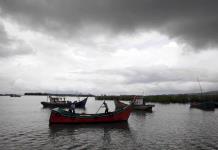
[0,0,218,95]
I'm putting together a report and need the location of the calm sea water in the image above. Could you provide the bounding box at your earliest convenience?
[0,96,218,150]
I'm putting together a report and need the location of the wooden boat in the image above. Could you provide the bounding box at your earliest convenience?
[114,100,128,111]
[133,104,154,111]
[190,101,215,111]
[114,98,154,111]
[41,96,88,108]
[190,78,216,111]
[49,102,133,124]
[10,94,21,97]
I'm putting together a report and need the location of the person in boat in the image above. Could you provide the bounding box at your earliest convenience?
[69,101,76,114]
[103,101,109,114]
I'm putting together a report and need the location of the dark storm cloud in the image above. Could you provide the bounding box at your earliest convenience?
[0,23,11,45]
[0,23,34,57]
[0,0,218,49]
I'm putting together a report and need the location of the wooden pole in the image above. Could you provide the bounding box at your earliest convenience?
[96,102,104,114]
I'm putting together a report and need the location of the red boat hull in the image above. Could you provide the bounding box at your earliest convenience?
[49,106,132,124]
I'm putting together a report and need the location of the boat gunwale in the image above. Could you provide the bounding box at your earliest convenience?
[51,105,132,119]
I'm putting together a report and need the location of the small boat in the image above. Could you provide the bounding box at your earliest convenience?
[10,94,21,97]
[133,104,154,111]
[41,96,88,108]
[190,101,215,111]
[190,78,216,111]
[49,101,133,124]
[132,97,154,111]
[114,98,154,111]
[114,100,128,111]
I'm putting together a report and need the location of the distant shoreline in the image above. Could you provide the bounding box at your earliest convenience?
[1,92,218,104]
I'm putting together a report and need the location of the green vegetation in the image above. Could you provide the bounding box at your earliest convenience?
[95,94,218,104]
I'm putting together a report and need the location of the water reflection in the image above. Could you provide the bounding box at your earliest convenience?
[103,126,111,148]
[133,109,153,115]
[49,122,130,134]
[48,122,139,149]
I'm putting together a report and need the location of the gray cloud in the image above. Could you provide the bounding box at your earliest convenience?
[65,66,218,94]
[0,23,34,57]
[0,23,12,45]
[68,65,218,84]
[121,67,218,84]
[0,0,218,49]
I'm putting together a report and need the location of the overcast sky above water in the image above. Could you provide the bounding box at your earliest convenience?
[0,0,218,95]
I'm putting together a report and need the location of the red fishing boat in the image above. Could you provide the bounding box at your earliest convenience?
[49,102,133,124]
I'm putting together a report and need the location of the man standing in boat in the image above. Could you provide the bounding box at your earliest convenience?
[70,101,76,114]
[103,101,109,113]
